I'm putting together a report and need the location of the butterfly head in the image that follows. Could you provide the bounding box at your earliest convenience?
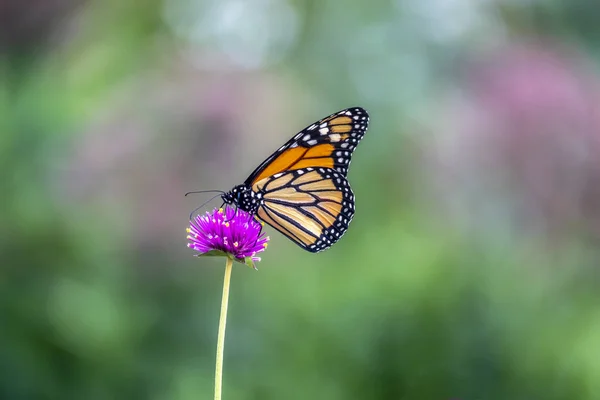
[222,184,260,214]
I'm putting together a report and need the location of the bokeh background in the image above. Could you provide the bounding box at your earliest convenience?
[3,0,600,399]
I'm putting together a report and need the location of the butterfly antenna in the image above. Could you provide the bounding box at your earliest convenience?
[185,189,225,197]
[188,193,223,220]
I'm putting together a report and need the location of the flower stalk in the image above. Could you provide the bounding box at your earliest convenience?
[214,256,233,400]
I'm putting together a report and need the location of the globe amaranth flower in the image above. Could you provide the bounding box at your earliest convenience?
[187,207,269,268]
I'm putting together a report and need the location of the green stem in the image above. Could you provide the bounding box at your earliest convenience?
[215,257,233,400]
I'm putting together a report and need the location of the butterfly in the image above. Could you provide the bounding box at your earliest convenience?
[221,107,369,253]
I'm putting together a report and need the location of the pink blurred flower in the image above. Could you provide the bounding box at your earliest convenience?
[427,42,600,242]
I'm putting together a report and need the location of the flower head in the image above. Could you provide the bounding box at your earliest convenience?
[187,207,269,268]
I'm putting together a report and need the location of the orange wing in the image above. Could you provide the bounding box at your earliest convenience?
[252,167,355,253]
[244,107,369,186]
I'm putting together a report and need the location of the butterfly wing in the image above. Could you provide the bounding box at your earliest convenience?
[252,167,355,252]
[244,107,369,186]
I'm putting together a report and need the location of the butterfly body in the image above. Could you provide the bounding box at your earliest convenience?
[221,107,369,253]
[221,184,261,214]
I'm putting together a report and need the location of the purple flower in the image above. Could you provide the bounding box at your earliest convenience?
[187,207,269,268]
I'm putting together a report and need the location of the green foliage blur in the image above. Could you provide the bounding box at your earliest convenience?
[3,0,600,399]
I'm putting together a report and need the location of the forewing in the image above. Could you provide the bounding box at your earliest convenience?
[245,107,369,185]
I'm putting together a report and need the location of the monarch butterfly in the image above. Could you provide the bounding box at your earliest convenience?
[221,107,369,253]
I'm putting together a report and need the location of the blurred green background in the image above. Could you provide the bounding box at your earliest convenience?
[3,0,600,399]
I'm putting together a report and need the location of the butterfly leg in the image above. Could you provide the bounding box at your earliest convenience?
[223,205,238,223]
[252,215,265,247]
